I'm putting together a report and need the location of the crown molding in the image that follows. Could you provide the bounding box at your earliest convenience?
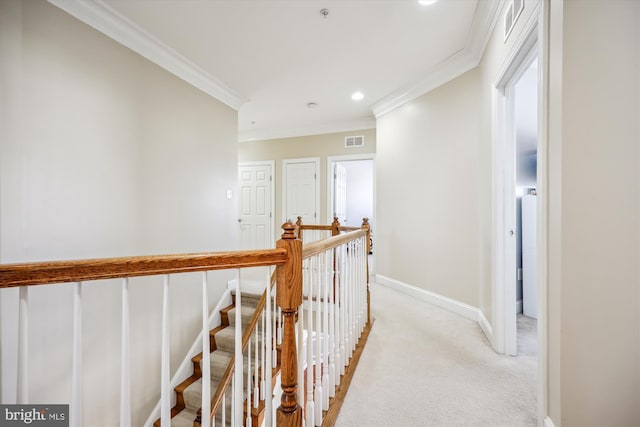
[466,0,505,63]
[238,117,376,143]
[372,0,504,119]
[48,0,248,110]
[371,49,477,118]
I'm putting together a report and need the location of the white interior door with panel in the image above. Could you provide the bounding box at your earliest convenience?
[282,158,319,225]
[239,162,274,249]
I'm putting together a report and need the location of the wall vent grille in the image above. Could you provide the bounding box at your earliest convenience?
[345,135,364,148]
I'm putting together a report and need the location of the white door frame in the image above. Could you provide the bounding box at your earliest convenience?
[494,37,538,357]
[282,157,320,224]
[239,160,275,248]
[491,1,548,425]
[326,154,376,227]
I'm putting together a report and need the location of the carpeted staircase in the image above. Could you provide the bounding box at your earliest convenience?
[155,291,263,427]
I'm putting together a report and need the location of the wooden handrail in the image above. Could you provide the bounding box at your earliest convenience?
[302,229,367,259]
[2,217,369,427]
[0,249,287,288]
[296,225,333,231]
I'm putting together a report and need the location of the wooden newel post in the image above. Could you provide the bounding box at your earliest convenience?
[361,218,371,325]
[331,216,341,236]
[276,222,303,427]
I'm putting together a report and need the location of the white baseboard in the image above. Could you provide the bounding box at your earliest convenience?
[375,275,497,346]
[543,416,557,427]
[375,274,480,322]
[478,310,494,347]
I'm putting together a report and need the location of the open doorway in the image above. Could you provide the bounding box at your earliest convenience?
[513,59,538,357]
[492,22,543,359]
[327,155,375,270]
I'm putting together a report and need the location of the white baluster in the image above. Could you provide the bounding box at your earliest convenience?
[221,387,226,427]
[354,239,359,338]
[247,333,252,427]
[348,241,354,354]
[322,252,330,410]
[272,283,278,369]
[341,244,348,373]
[305,258,314,427]
[260,311,266,401]
[202,272,211,427]
[120,279,131,427]
[314,256,323,426]
[335,246,343,382]
[234,272,243,427]
[265,270,273,427]
[17,286,29,404]
[160,275,170,426]
[254,324,259,409]
[71,282,83,427]
[357,238,362,335]
[328,248,336,396]
[348,241,354,356]
[297,262,305,421]
[352,241,357,353]
[360,236,365,333]
[231,378,235,427]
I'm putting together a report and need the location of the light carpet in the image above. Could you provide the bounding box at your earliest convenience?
[335,283,537,427]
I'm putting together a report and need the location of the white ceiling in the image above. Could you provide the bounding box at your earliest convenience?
[51,0,502,141]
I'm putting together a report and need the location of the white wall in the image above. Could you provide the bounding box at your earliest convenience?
[547,1,640,424]
[0,1,238,425]
[376,68,481,307]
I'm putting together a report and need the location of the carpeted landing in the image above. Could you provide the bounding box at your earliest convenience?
[335,283,537,427]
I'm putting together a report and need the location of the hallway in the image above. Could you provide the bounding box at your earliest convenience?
[335,284,537,427]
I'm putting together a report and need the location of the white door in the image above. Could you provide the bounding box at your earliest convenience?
[283,159,318,224]
[239,163,273,249]
[333,163,347,224]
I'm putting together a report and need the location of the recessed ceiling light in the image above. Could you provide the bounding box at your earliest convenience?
[351,92,364,101]
[418,0,437,5]
[307,102,318,109]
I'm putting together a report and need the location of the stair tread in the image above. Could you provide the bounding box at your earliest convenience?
[166,290,267,426]
[204,350,233,380]
[227,305,257,328]
[183,377,222,411]
[170,408,197,427]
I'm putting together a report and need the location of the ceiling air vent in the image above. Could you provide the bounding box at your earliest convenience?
[504,0,524,42]
[345,135,364,148]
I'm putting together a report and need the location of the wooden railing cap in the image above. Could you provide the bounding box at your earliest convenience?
[281,221,297,239]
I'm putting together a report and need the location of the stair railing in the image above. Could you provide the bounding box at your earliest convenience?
[195,269,279,427]
[0,250,287,427]
[0,218,371,427]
